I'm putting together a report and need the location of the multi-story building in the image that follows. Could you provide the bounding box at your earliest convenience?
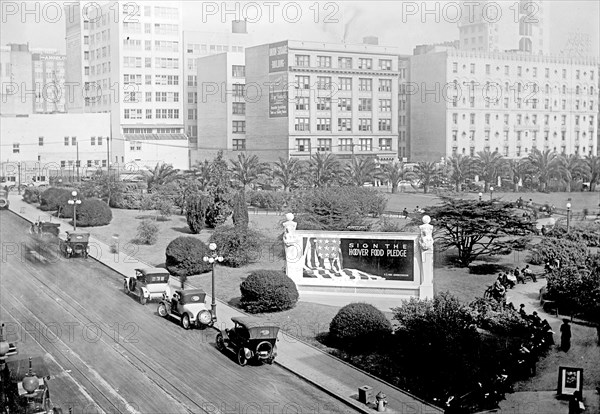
[458,0,549,55]
[398,55,410,160]
[0,44,66,115]
[0,113,111,183]
[65,1,188,170]
[183,21,250,154]
[195,52,246,161]
[410,49,598,161]
[245,40,400,163]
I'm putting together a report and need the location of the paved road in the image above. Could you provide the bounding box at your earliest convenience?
[1,210,355,414]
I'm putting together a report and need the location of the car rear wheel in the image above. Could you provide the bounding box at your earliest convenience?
[140,295,147,305]
[216,333,225,351]
[157,303,168,317]
[237,348,248,366]
[181,313,191,330]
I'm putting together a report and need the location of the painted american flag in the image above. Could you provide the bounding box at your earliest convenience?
[315,238,341,259]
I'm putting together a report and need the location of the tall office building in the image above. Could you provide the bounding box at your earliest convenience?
[409,49,598,161]
[458,0,549,55]
[65,1,189,170]
[245,40,400,163]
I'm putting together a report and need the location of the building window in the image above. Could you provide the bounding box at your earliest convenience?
[316,118,331,131]
[379,138,392,150]
[12,143,19,153]
[358,119,372,131]
[233,84,245,96]
[338,57,352,69]
[317,76,331,90]
[379,59,392,70]
[232,65,245,77]
[453,62,458,73]
[379,99,391,112]
[90,136,96,146]
[339,78,352,90]
[339,138,353,151]
[295,118,310,131]
[358,58,372,69]
[296,97,309,110]
[359,138,372,151]
[317,56,331,68]
[295,55,310,67]
[504,65,509,75]
[378,79,392,92]
[296,138,311,152]
[338,98,352,111]
[378,119,391,131]
[358,98,372,111]
[38,136,44,146]
[317,138,332,151]
[296,75,310,89]
[517,66,522,76]
[317,97,331,111]
[470,113,475,125]
[232,102,245,115]
[470,63,475,74]
[338,118,352,131]
[232,121,246,133]
[187,109,196,120]
[232,139,246,151]
[358,78,372,91]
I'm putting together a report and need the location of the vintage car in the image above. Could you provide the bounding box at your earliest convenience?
[157,289,213,329]
[30,221,61,238]
[0,189,9,209]
[216,316,280,366]
[59,231,90,258]
[124,268,170,305]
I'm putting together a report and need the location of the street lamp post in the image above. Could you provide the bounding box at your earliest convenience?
[203,243,223,323]
[566,202,571,233]
[478,192,483,202]
[67,190,82,231]
[489,186,494,201]
[17,162,21,195]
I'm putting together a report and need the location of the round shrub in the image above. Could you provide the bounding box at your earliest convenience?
[240,270,299,313]
[136,219,159,245]
[40,188,72,212]
[208,225,263,268]
[22,187,42,204]
[75,198,112,226]
[529,237,589,267]
[329,303,392,348]
[165,237,212,276]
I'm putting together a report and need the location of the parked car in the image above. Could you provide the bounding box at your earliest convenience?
[59,232,90,258]
[0,189,9,209]
[157,289,213,329]
[124,268,170,305]
[216,316,280,366]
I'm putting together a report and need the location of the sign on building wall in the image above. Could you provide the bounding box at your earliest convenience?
[269,91,288,117]
[301,236,415,282]
[268,41,288,73]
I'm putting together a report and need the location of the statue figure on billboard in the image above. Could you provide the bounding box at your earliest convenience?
[283,213,298,245]
[419,215,434,252]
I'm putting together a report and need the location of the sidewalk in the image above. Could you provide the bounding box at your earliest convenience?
[7,195,443,414]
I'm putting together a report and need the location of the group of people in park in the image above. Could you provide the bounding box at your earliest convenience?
[490,265,537,301]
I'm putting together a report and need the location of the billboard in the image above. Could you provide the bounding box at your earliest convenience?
[301,236,415,281]
[269,91,288,117]
[268,41,288,73]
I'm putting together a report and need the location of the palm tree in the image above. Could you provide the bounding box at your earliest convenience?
[187,159,211,191]
[309,152,341,187]
[584,155,600,192]
[506,158,528,192]
[447,155,473,192]
[229,153,269,189]
[345,157,380,187]
[524,149,562,192]
[414,161,438,194]
[380,161,415,193]
[271,157,304,192]
[475,151,506,191]
[144,163,178,191]
[560,154,590,192]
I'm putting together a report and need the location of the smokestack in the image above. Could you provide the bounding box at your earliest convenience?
[232,20,247,34]
[363,36,379,45]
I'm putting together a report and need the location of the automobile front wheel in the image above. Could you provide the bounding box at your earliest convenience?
[157,303,168,318]
[237,348,248,366]
[216,333,225,351]
[181,313,191,330]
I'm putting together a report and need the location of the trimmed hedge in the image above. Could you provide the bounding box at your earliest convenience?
[240,270,299,313]
[246,190,291,210]
[75,198,112,226]
[208,225,263,268]
[165,237,212,276]
[22,187,42,204]
[329,302,392,348]
[529,237,589,267]
[40,188,73,212]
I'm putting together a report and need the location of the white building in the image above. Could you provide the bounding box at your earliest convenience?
[458,0,549,55]
[0,113,111,183]
[65,1,188,170]
[409,49,598,161]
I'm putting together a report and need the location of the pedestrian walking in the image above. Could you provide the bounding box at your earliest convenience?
[568,390,584,414]
[402,208,409,219]
[560,319,572,352]
[519,304,527,318]
[523,264,536,282]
